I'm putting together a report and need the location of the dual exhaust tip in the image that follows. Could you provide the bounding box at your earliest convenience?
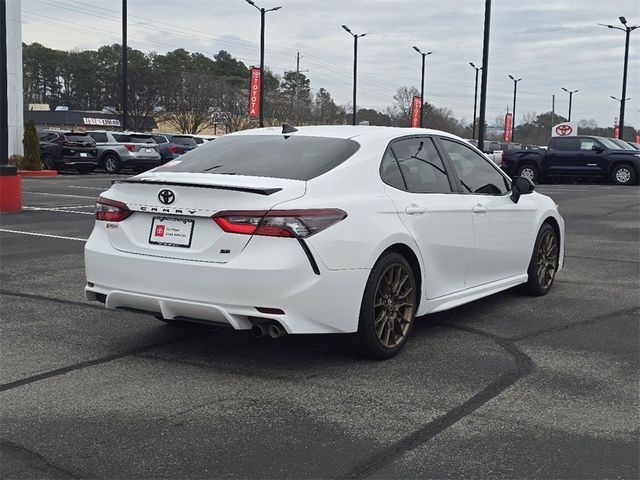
[251,322,286,339]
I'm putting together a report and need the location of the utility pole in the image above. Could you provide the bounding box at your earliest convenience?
[477,0,491,153]
[508,75,521,142]
[122,0,128,130]
[0,0,8,167]
[294,51,308,125]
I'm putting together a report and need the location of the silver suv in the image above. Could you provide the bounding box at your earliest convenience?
[87,131,162,174]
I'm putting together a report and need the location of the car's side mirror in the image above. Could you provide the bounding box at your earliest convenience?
[510,176,535,204]
[591,144,604,153]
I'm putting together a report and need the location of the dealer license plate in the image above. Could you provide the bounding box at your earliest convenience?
[80,152,88,157]
[145,148,153,153]
[149,216,194,248]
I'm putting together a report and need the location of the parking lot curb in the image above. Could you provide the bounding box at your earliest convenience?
[18,170,58,177]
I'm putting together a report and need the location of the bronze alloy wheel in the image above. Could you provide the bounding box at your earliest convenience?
[373,264,416,348]
[536,229,558,290]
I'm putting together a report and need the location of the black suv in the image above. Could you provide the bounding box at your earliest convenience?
[38,130,98,174]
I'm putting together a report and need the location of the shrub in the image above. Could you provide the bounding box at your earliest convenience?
[22,120,42,170]
[8,154,27,169]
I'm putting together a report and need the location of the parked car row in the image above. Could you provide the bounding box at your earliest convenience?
[36,129,216,174]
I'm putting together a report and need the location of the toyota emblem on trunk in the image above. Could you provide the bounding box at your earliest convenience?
[158,189,175,205]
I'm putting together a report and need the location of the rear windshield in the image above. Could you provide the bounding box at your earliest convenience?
[88,132,108,142]
[171,135,197,146]
[65,133,93,143]
[164,135,360,181]
[152,135,168,144]
[116,134,154,143]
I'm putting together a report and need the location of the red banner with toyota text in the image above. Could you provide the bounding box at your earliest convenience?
[410,96,422,128]
[613,126,619,139]
[248,67,261,118]
[504,113,513,142]
[636,133,640,143]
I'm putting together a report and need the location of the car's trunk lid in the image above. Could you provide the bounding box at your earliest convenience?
[102,172,306,263]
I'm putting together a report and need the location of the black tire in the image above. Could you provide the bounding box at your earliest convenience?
[355,252,417,359]
[76,165,94,174]
[611,164,636,186]
[524,223,559,296]
[41,153,56,170]
[104,154,122,174]
[517,164,539,184]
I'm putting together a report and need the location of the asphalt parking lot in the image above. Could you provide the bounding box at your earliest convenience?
[1,174,638,479]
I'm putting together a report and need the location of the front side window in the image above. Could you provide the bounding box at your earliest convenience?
[440,139,510,195]
[580,138,600,151]
[387,137,452,193]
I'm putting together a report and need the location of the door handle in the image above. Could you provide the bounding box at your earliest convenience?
[405,205,426,215]
[473,205,488,214]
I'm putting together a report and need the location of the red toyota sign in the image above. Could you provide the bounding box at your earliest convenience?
[504,113,512,142]
[636,133,640,143]
[410,96,422,128]
[613,126,619,139]
[248,67,261,118]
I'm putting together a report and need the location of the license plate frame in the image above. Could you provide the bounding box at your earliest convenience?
[149,216,195,248]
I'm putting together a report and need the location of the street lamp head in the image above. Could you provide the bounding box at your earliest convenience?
[611,95,618,100]
[508,74,515,81]
[426,51,432,56]
[619,16,627,25]
[341,25,352,33]
[245,0,256,5]
[562,87,569,93]
[469,61,475,68]
[269,6,282,11]
[359,33,367,38]
[413,46,421,53]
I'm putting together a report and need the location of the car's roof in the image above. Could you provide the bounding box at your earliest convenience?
[227,125,462,143]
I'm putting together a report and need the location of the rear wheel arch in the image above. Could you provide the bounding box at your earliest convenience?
[100,150,120,162]
[541,216,561,257]
[379,243,422,309]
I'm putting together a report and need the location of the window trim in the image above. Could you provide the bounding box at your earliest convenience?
[378,134,458,195]
[435,136,513,197]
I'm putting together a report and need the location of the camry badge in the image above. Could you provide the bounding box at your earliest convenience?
[158,189,175,205]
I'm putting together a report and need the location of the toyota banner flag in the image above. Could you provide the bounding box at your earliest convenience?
[503,113,513,142]
[249,67,261,118]
[410,96,422,128]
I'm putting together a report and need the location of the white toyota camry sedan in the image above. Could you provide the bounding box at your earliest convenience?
[85,126,564,358]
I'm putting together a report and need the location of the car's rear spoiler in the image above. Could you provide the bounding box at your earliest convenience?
[114,179,282,196]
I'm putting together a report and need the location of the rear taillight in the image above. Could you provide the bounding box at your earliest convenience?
[95,196,132,222]
[213,209,347,238]
[124,144,135,152]
[168,145,181,154]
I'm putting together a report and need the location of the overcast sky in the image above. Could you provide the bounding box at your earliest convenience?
[20,0,640,128]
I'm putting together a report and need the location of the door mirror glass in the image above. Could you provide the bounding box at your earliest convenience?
[510,176,535,203]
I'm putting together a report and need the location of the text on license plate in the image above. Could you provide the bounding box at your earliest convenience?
[149,216,194,248]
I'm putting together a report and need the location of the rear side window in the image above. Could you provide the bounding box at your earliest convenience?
[171,136,197,146]
[152,135,168,144]
[88,132,108,142]
[553,138,579,151]
[440,139,510,195]
[164,135,360,181]
[386,137,452,193]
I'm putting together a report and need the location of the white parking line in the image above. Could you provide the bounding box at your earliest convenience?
[22,207,94,216]
[67,186,108,190]
[23,191,97,200]
[0,229,87,242]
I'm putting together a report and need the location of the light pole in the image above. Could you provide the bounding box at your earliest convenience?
[245,0,282,128]
[412,46,431,128]
[122,0,127,130]
[469,62,482,140]
[477,0,492,153]
[342,25,366,126]
[599,17,638,140]
[561,87,579,121]
[508,75,521,142]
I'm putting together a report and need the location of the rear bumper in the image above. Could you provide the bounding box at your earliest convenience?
[55,156,98,169]
[84,225,369,334]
